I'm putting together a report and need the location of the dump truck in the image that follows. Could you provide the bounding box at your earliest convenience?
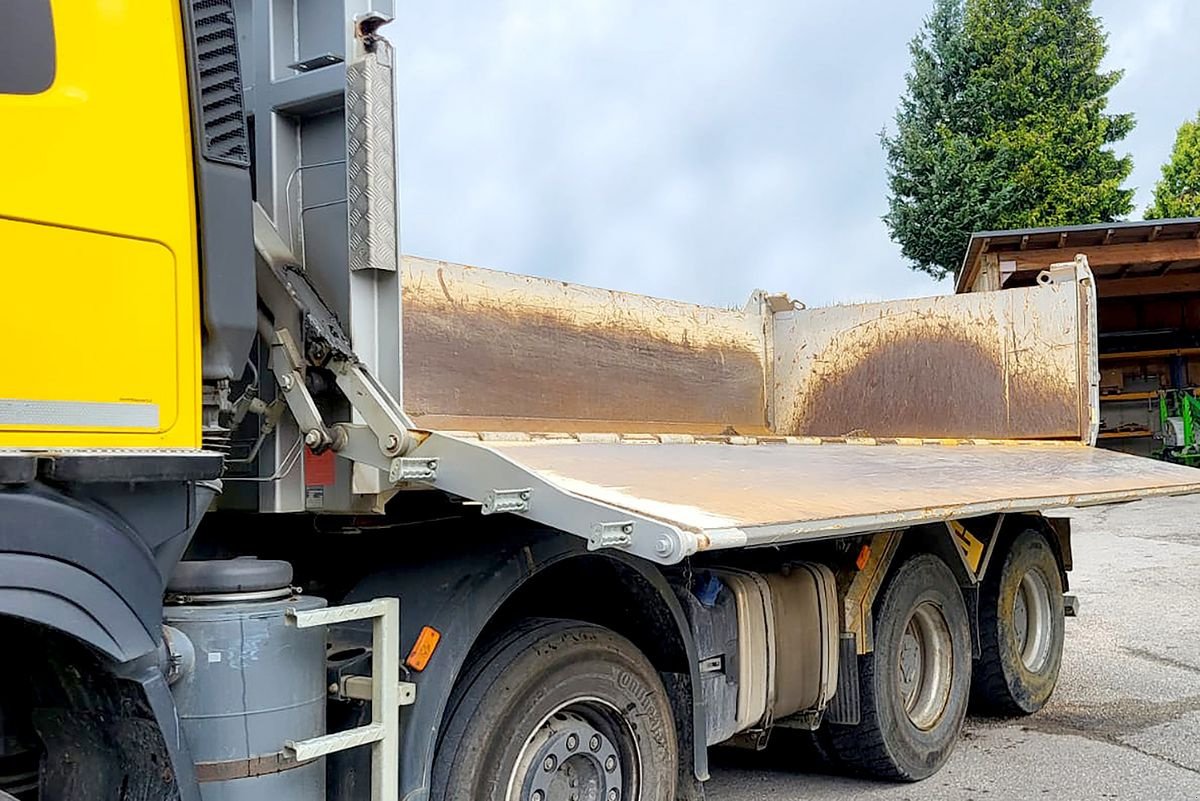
[4,3,1200,801]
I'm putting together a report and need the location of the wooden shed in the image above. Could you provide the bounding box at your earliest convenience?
[957,218,1200,457]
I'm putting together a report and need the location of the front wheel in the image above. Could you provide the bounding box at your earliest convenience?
[431,619,678,801]
[972,529,1065,715]
[827,553,972,781]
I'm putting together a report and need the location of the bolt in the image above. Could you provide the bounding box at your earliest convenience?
[589,735,601,752]
[304,429,323,447]
[622,523,633,534]
[531,792,544,801]
[384,433,400,453]
[542,754,557,772]
[607,789,619,801]
[605,755,617,772]
[279,373,294,391]
[328,682,339,694]
[566,733,579,751]
[427,459,437,470]
[520,490,531,501]
[654,537,672,557]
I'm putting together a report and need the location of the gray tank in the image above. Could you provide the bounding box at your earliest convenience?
[163,558,327,801]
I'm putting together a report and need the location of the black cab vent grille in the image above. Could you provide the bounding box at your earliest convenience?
[189,0,249,166]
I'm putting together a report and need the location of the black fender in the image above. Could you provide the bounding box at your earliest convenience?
[0,484,165,661]
[341,526,706,801]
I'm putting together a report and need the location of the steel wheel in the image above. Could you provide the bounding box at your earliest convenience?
[431,619,678,801]
[508,700,638,801]
[897,601,955,731]
[827,553,972,781]
[973,528,1066,716]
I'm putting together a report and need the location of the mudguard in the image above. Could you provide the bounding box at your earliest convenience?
[0,485,166,661]
[340,526,707,801]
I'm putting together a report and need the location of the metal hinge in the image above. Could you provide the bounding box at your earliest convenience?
[388,457,438,483]
[481,488,532,515]
[588,521,634,550]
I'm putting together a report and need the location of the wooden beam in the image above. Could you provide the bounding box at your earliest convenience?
[1003,238,1200,273]
[1096,272,1200,298]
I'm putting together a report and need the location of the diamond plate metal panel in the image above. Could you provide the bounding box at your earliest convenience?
[346,40,398,272]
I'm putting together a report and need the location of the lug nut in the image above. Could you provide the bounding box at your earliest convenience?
[566,733,578,751]
[531,791,544,801]
[607,789,619,801]
[589,735,601,752]
[543,755,557,772]
[605,755,617,772]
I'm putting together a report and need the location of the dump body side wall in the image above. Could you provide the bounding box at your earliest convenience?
[401,257,770,435]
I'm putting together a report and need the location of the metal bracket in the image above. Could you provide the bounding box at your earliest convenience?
[388,456,438,483]
[267,327,334,450]
[481,488,532,515]
[338,674,416,706]
[285,598,402,801]
[1037,261,1079,286]
[330,358,414,459]
[844,530,903,655]
[588,521,635,550]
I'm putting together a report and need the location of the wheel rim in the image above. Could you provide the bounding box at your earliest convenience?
[1013,567,1054,673]
[507,698,639,801]
[896,601,955,731]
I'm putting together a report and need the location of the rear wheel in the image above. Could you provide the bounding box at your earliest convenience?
[973,529,1065,715]
[431,619,678,801]
[827,553,971,781]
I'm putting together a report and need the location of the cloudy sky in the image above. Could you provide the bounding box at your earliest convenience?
[392,0,1200,308]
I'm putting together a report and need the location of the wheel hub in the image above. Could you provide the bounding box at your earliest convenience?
[1014,567,1054,672]
[513,710,624,801]
[896,601,954,731]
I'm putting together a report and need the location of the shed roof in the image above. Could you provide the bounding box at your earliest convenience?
[956,218,1200,295]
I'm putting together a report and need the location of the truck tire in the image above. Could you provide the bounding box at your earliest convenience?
[431,618,678,801]
[972,529,1064,715]
[827,554,971,781]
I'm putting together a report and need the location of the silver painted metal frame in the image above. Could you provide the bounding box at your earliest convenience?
[285,597,411,801]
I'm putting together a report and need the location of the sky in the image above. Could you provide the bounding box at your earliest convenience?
[391,0,1200,308]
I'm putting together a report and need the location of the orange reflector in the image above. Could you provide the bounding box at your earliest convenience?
[405,625,441,671]
[855,544,871,571]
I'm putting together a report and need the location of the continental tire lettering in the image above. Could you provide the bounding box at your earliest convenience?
[612,667,669,750]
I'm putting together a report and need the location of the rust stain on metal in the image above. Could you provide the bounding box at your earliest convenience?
[402,257,768,434]
[788,311,1079,440]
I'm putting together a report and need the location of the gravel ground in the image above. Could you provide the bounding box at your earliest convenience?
[707,496,1200,801]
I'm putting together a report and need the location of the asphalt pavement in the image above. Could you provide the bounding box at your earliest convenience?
[707,496,1200,801]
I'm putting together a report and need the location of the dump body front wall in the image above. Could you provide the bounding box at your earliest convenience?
[401,257,769,435]
[773,277,1088,440]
